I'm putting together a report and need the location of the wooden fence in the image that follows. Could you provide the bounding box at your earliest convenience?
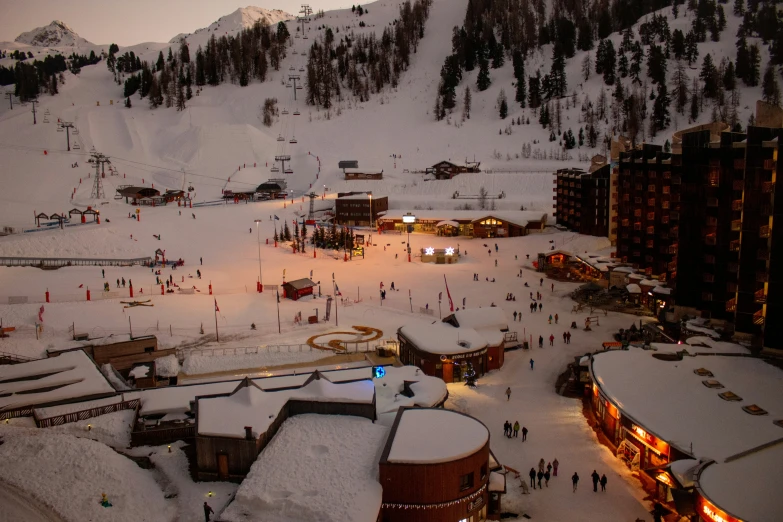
[131,425,196,447]
[35,398,140,428]
[0,406,34,421]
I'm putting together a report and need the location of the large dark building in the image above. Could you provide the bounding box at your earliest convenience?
[334,194,388,226]
[676,127,783,352]
[555,165,612,237]
[616,144,681,281]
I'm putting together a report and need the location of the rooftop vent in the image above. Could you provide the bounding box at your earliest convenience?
[694,368,714,377]
[742,404,768,416]
[718,391,742,402]
[702,379,724,389]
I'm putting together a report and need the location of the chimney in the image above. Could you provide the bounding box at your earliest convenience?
[244,426,253,440]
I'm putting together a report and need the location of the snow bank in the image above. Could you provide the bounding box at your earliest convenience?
[0,432,174,522]
[0,227,145,258]
[221,415,388,522]
[386,408,488,464]
[47,409,136,448]
[154,354,180,377]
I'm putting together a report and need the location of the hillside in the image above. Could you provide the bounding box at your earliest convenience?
[169,6,294,46]
[14,20,92,47]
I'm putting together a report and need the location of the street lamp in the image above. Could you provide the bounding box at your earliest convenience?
[402,213,416,263]
[368,194,373,229]
[254,219,263,292]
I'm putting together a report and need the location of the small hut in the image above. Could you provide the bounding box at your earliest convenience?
[282,278,316,300]
[35,212,49,227]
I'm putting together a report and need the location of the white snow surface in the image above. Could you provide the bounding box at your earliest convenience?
[0,431,174,522]
[154,354,180,377]
[591,350,783,461]
[452,306,508,331]
[221,414,387,522]
[399,321,487,355]
[129,364,151,378]
[181,349,328,375]
[386,408,488,464]
[34,394,121,419]
[197,377,374,438]
[0,226,145,258]
[668,458,698,489]
[14,20,92,47]
[169,7,293,45]
[0,350,114,411]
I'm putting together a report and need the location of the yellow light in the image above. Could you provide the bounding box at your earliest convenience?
[208,491,214,497]
[168,445,172,453]
[87,424,92,431]
[656,473,673,487]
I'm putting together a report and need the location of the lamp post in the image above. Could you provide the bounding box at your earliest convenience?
[403,213,416,263]
[368,194,373,229]
[254,219,263,292]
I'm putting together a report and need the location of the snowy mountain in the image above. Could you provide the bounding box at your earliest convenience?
[14,20,92,47]
[169,6,294,44]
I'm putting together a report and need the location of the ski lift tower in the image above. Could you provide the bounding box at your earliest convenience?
[288,75,303,101]
[58,121,75,151]
[275,155,292,175]
[87,149,110,199]
[299,5,312,38]
[307,192,318,221]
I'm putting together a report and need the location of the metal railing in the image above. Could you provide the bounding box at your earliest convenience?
[0,256,152,268]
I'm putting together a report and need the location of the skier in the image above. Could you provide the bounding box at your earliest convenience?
[549,334,555,346]
[600,473,607,492]
[513,311,518,321]
[563,331,567,343]
[204,501,214,522]
[530,358,535,370]
[529,468,537,489]
[572,472,579,492]
[494,243,498,252]
[591,470,600,492]
[521,426,528,441]
[197,269,201,279]
[513,420,520,437]
[553,458,559,476]
[505,387,511,401]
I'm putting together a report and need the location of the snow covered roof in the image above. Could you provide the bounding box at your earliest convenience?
[590,350,783,461]
[399,321,487,355]
[639,279,663,287]
[384,408,489,464]
[612,266,636,273]
[379,210,547,227]
[451,307,508,331]
[626,283,641,294]
[652,286,672,295]
[34,394,123,420]
[196,375,376,438]
[375,366,448,415]
[221,414,387,522]
[0,350,115,412]
[337,193,385,200]
[436,220,460,227]
[669,458,699,488]
[489,471,506,493]
[684,336,750,354]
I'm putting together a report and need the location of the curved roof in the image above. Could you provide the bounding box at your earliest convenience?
[385,408,489,464]
[399,322,487,355]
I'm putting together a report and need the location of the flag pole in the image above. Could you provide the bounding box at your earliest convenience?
[276,287,281,334]
[214,300,219,342]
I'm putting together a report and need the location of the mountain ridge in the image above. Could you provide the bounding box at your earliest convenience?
[14,20,92,47]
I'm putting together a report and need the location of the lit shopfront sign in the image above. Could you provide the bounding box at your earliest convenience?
[696,493,741,522]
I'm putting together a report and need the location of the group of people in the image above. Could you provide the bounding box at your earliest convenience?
[505,293,516,301]
[502,420,528,440]
[529,301,543,313]
[526,458,559,491]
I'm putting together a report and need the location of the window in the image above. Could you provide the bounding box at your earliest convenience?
[460,472,475,491]
[648,184,656,192]
[662,186,671,194]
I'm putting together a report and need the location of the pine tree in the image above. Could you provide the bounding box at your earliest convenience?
[690,76,700,121]
[629,42,643,85]
[156,51,164,72]
[476,58,491,91]
[498,89,508,119]
[434,90,443,121]
[672,29,686,60]
[582,53,592,81]
[283,221,291,242]
[762,63,781,106]
[549,45,567,97]
[734,0,745,17]
[672,61,690,115]
[539,101,550,127]
[701,54,719,98]
[723,61,736,91]
[746,44,761,87]
[176,80,186,111]
[462,86,471,120]
[513,51,526,106]
[528,72,542,109]
[180,40,190,64]
[651,83,670,135]
[685,30,699,66]
[148,75,161,109]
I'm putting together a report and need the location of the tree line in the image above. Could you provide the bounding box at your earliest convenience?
[1,51,99,101]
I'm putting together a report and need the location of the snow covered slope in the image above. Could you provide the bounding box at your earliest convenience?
[169,6,294,45]
[14,20,92,47]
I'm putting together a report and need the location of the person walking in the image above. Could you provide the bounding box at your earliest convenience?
[102,269,105,278]
[503,421,510,437]
[538,302,543,312]
[544,469,551,487]
[513,311,518,321]
[548,314,552,324]
[566,331,572,344]
[495,259,498,267]
[600,474,607,492]
[591,470,600,492]
[204,502,214,522]
[553,458,559,476]
[547,462,552,474]
[549,334,555,346]
[563,331,567,343]
[521,426,528,441]
[518,311,522,322]
[555,313,559,324]
[551,282,554,292]
[116,278,120,288]
[513,421,520,438]
[537,469,543,489]
[540,278,543,287]
[572,472,579,492]
[200,257,203,265]
[538,458,545,473]
[529,468,537,489]
[538,335,543,348]
[121,277,126,288]
[505,387,511,401]
[529,358,535,370]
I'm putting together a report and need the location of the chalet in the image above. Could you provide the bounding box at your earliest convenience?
[282,278,316,300]
[344,171,383,180]
[116,186,161,204]
[425,160,481,180]
[377,210,547,237]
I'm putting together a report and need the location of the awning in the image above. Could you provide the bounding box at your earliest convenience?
[436,220,459,227]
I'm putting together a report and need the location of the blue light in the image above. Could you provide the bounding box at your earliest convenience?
[373,366,386,379]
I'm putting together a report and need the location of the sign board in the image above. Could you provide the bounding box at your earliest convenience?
[353,247,364,257]
[355,234,365,245]
[338,160,359,169]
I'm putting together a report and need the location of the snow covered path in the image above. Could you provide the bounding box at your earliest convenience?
[0,479,65,522]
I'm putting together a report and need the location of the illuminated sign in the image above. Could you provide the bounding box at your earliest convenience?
[445,247,455,256]
[633,425,648,440]
[655,472,674,488]
[372,366,386,379]
[425,247,435,256]
[702,504,728,522]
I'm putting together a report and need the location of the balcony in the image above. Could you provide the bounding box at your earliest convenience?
[731,219,742,231]
[668,261,678,271]
[762,181,775,193]
[755,289,767,303]
[733,180,744,191]
[646,240,654,248]
[760,225,771,238]
[732,199,743,211]
[761,204,773,216]
[669,244,679,255]
[705,234,717,246]
[708,170,720,187]
[646,226,655,235]
[648,199,656,206]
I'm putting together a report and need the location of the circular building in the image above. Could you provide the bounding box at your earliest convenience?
[397,322,488,383]
[379,407,504,522]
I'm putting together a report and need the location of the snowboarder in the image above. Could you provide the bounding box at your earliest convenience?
[549,334,555,346]
[513,420,520,437]
[538,302,543,312]
[555,313,559,324]
[513,311,518,321]
[538,335,543,348]
[572,472,579,492]
[505,387,511,401]
[537,469,543,489]
[600,473,607,492]
[521,426,528,441]
[591,470,600,492]
[553,458,559,476]
[204,501,214,521]
[530,358,535,369]
[529,468,537,489]
[544,469,551,487]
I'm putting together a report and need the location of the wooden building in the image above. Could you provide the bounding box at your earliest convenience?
[47,335,176,376]
[281,278,316,300]
[116,186,161,204]
[555,165,612,237]
[425,161,481,180]
[377,211,547,238]
[379,407,504,521]
[195,373,376,481]
[345,171,383,180]
[335,194,389,226]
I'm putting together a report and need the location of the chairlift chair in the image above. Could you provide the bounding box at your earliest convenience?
[293,109,301,116]
[285,168,294,174]
[299,66,305,72]
[282,108,289,115]
[293,49,298,54]
[43,118,50,123]
[289,66,295,71]
[271,166,280,173]
[44,109,50,115]
[289,136,298,144]
[57,126,64,132]
[72,128,79,135]
[114,192,123,200]
[73,143,81,150]
[277,135,285,142]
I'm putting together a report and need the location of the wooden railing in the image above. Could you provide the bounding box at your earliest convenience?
[35,398,138,428]
[131,425,196,447]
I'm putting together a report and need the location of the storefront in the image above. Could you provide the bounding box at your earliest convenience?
[397,323,489,384]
